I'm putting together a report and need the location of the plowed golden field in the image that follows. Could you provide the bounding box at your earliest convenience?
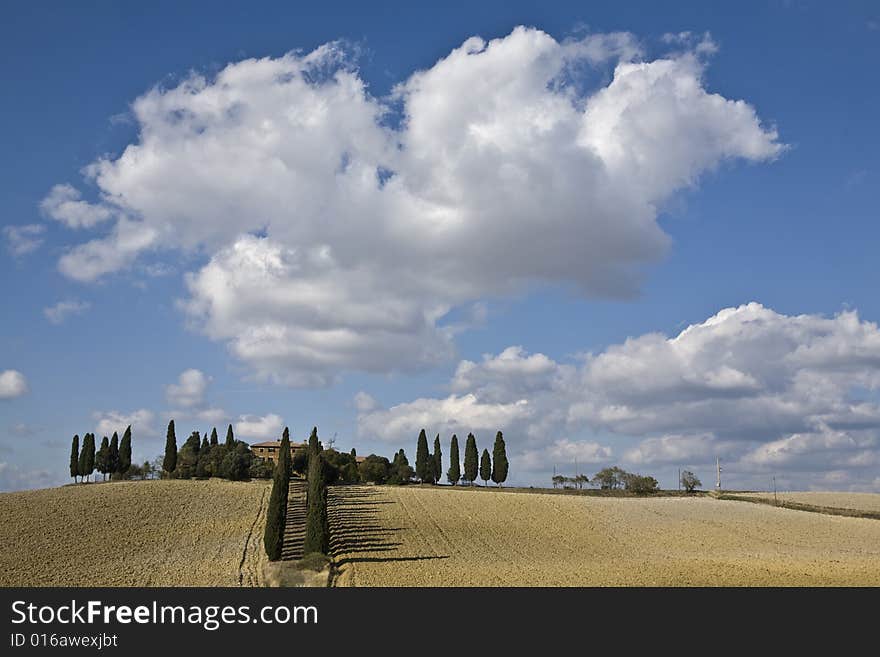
[0,479,270,586]
[329,485,880,586]
[736,491,880,514]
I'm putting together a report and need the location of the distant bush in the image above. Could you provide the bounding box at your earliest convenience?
[680,470,701,493]
[622,473,659,494]
[358,455,391,484]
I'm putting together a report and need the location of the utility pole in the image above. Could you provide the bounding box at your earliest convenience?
[553,464,557,489]
[716,457,722,490]
[773,476,778,506]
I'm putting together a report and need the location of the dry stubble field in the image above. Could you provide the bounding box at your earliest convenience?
[735,491,880,514]
[0,479,270,586]
[329,485,880,586]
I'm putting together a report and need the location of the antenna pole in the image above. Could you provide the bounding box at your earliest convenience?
[716,457,722,490]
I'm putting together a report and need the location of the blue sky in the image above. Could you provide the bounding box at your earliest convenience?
[1,1,879,492]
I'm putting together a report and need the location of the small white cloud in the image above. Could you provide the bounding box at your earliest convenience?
[235,413,285,440]
[194,407,229,425]
[40,183,113,229]
[0,370,28,399]
[43,299,91,325]
[358,393,531,442]
[165,369,211,408]
[354,391,379,413]
[57,217,157,282]
[92,409,156,438]
[3,224,46,257]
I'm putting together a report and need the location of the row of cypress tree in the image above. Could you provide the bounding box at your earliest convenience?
[415,430,509,486]
[68,426,132,483]
[263,426,331,561]
[162,420,265,480]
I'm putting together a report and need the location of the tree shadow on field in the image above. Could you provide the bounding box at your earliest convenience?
[327,485,449,569]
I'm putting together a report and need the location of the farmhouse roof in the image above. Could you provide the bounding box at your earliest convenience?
[251,440,306,448]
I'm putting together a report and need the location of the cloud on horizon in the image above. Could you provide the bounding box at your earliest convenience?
[357,303,880,490]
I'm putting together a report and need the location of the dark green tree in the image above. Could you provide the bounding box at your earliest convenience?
[225,424,235,448]
[358,455,391,484]
[69,434,80,483]
[432,434,442,485]
[95,436,110,481]
[292,447,308,475]
[304,427,328,555]
[176,431,202,479]
[163,420,177,475]
[491,431,508,487]
[210,427,219,446]
[447,434,461,485]
[119,425,132,477]
[463,433,478,486]
[479,449,491,487]
[219,442,252,480]
[184,431,201,454]
[201,434,209,451]
[389,449,414,484]
[108,432,120,479]
[264,431,291,561]
[79,434,96,482]
[415,429,432,483]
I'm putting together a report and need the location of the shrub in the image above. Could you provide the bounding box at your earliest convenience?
[359,455,391,484]
[622,473,659,494]
[681,470,701,493]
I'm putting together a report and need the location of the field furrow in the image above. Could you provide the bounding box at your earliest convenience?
[0,479,271,587]
[329,485,880,586]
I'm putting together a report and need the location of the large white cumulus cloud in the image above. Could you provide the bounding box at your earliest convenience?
[358,304,880,488]
[50,27,782,384]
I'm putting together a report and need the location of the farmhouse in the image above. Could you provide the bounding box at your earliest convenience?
[251,440,307,464]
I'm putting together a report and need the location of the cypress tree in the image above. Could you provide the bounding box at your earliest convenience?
[119,425,132,476]
[479,449,491,487]
[201,435,209,451]
[464,433,478,486]
[69,434,80,483]
[264,430,291,561]
[304,427,328,555]
[108,432,120,478]
[415,429,432,483]
[432,434,442,485]
[491,431,509,487]
[79,434,96,482]
[95,436,110,481]
[225,424,234,448]
[163,420,177,475]
[185,431,201,454]
[210,427,219,446]
[447,434,461,485]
